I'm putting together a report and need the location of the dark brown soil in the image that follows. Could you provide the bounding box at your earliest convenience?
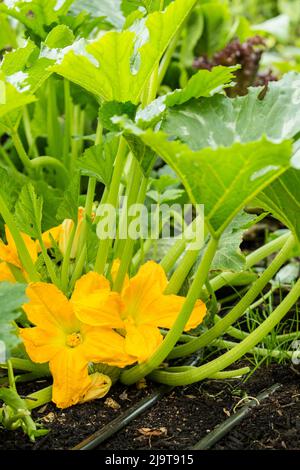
[0,364,299,450]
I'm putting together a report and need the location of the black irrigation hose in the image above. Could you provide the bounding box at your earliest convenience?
[72,356,280,451]
[191,383,281,450]
[71,356,201,450]
[71,384,172,450]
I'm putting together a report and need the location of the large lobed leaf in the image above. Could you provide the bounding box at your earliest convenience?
[0,0,74,39]
[52,0,198,103]
[116,119,292,237]
[256,169,300,243]
[159,73,300,241]
[0,71,36,120]
[136,65,239,126]
[161,73,300,150]
[14,184,43,239]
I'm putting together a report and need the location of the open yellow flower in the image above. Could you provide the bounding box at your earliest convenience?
[20,280,135,409]
[75,261,207,364]
[0,225,37,282]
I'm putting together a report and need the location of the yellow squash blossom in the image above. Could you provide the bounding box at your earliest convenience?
[0,206,94,283]
[0,225,38,282]
[79,372,112,404]
[74,261,207,364]
[20,280,135,409]
[40,207,94,259]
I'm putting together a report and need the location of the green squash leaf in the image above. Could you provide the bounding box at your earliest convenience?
[100,101,137,132]
[14,184,43,239]
[197,1,232,56]
[0,387,48,441]
[78,143,114,186]
[211,212,258,272]
[71,0,125,29]
[159,73,300,241]
[116,119,292,237]
[161,73,300,150]
[0,282,27,356]
[0,167,24,212]
[256,169,300,243]
[136,65,239,126]
[0,0,74,39]
[44,24,75,49]
[0,72,36,119]
[56,172,80,223]
[52,0,198,103]
[165,65,239,107]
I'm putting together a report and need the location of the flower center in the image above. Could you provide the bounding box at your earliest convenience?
[66,332,82,348]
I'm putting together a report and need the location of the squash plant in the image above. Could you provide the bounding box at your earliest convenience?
[0,0,299,441]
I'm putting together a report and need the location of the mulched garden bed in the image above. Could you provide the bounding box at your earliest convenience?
[1,363,299,450]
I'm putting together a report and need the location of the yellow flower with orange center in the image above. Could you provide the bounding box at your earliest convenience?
[20,279,135,409]
[74,261,207,364]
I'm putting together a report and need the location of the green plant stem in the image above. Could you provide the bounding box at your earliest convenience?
[60,223,76,293]
[141,63,159,107]
[22,107,38,157]
[120,236,219,385]
[1,358,50,375]
[70,247,87,290]
[208,367,251,379]
[132,238,152,270]
[85,177,96,215]
[160,214,206,273]
[94,137,128,275]
[70,105,85,170]
[0,144,17,171]
[113,175,148,292]
[215,286,279,341]
[0,194,40,281]
[63,79,72,168]
[7,360,16,391]
[25,386,53,410]
[164,248,199,295]
[169,234,295,359]
[164,364,250,379]
[149,277,300,386]
[114,156,141,257]
[7,263,26,283]
[212,338,300,361]
[37,234,61,288]
[209,231,291,293]
[85,119,102,218]
[10,129,33,171]
[158,28,182,87]
[71,118,103,284]
[30,156,69,186]
[47,77,61,157]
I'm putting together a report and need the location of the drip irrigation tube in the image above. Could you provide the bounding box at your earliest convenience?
[72,356,202,450]
[71,384,172,450]
[191,383,281,450]
[72,358,280,451]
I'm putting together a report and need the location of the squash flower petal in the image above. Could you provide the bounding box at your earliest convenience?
[0,226,38,281]
[0,262,15,283]
[119,261,206,362]
[79,373,112,404]
[71,272,124,328]
[20,281,135,409]
[75,261,206,364]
